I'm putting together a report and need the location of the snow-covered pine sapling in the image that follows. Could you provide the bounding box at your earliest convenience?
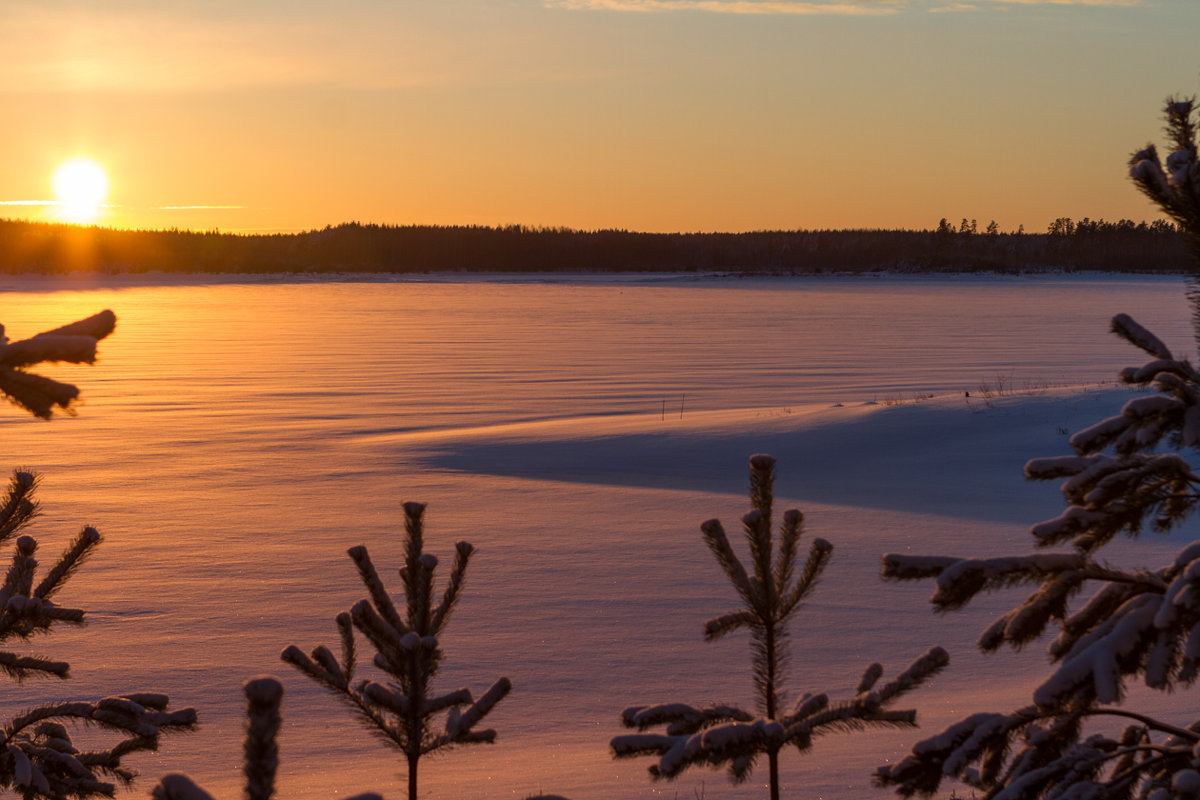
[282,501,512,800]
[612,454,948,800]
[0,310,116,419]
[152,678,383,800]
[0,470,197,800]
[878,100,1200,800]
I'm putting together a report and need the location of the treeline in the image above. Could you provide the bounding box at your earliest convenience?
[0,216,1190,274]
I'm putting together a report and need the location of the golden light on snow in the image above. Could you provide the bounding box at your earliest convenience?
[51,157,110,224]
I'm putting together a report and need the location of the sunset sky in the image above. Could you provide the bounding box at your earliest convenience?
[3,0,1198,234]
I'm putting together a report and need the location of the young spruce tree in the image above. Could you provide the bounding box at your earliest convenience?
[0,311,198,800]
[282,500,512,800]
[876,98,1200,800]
[611,454,948,800]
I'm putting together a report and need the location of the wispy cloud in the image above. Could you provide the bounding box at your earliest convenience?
[545,0,903,14]
[156,206,248,211]
[987,0,1141,4]
[549,0,1142,11]
[930,0,1142,7]
[0,6,465,94]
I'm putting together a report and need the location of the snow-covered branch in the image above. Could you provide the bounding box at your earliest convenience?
[0,310,116,419]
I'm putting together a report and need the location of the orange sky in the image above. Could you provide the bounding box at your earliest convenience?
[3,0,1198,234]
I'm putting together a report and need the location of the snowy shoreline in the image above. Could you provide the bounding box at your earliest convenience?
[0,268,1189,292]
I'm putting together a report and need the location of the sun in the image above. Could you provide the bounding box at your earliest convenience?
[51,157,110,224]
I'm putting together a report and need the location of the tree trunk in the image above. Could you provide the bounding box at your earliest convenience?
[769,749,780,800]
[765,619,779,800]
[407,752,419,800]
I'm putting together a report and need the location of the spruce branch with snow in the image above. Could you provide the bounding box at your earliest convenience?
[282,501,512,800]
[612,454,948,800]
[0,470,197,800]
[0,310,199,799]
[0,310,116,419]
[878,321,1200,799]
[876,161,1200,800]
[1131,97,1200,351]
[151,677,382,800]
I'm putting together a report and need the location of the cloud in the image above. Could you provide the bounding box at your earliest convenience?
[544,0,903,14]
[986,0,1142,4]
[0,6,483,94]
[0,8,336,93]
[965,0,1142,5]
[156,206,248,211]
[548,0,1142,11]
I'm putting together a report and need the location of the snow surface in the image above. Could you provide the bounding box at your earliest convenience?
[0,274,1197,800]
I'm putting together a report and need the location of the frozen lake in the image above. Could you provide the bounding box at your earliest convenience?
[0,273,1196,800]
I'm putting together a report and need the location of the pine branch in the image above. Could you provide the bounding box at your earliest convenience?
[700,519,757,609]
[0,651,70,681]
[430,541,473,635]
[34,527,101,602]
[745,454,778,612]
[1111,313,1174,360]
[703,609,756,641]
[347,600,406,677]
[620,703,754,734]
[242,678,282,800]
[346,546,408,637]
[31,311,117,344]
[779,537,831,617]
[772,509,802,598]
[401,502,426,627]
[336,611,355,683]
[0,472,39,544]
[445,677,511,738]
[1,536,39,609]
[0,367,82,420]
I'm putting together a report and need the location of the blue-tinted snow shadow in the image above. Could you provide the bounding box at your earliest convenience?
[414,389,1135,525]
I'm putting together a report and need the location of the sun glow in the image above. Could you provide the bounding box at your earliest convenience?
[51,158,110,224]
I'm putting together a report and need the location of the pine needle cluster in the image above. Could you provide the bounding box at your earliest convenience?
[283,500,511,800]
[612,454,947,800]
[877,99,1200,800]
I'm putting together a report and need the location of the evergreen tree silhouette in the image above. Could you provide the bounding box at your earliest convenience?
[877,98,1200,800]
[283,500,511,800]
[612,454,947,800]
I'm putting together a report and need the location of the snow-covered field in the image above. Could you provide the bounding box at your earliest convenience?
[1,273,1197,799]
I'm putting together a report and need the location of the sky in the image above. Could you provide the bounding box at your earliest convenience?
[2,0,1199,234]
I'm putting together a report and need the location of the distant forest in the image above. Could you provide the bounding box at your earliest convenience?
[0,216,1190,274]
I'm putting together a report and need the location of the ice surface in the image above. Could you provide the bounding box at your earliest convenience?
[0,274,1194,800]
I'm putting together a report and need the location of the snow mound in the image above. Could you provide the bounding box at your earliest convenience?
[405,386,1140,524]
